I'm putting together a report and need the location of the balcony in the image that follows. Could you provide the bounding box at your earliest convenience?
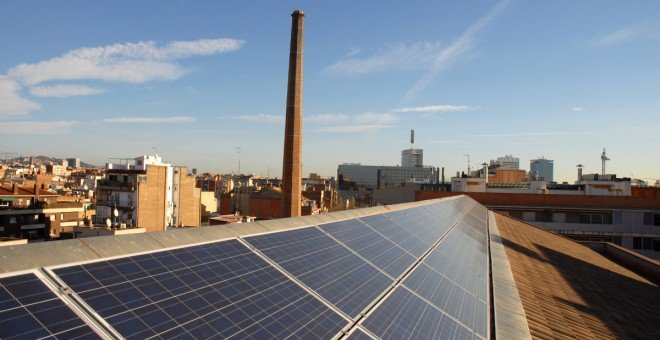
[95,200,135,209]
[98,181,136,191]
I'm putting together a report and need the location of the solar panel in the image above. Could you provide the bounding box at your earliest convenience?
[386,208,454,243]
[53,239,347,339]
[0,273,98,339]
[318,219,417,278]
[0,196,493,340]
[246,227,393,317]
[402,263,487,338]
[361,287,481,340]
[359,214,430,257]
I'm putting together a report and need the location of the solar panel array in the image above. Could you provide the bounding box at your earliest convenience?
[0,197,490,339]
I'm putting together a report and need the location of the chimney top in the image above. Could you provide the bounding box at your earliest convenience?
[292,9,305,17]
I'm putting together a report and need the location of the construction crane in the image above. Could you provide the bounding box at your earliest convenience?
[600,148,609,175]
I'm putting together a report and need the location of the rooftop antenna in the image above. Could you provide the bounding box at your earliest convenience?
[410,129,415,150]
[463,154,471,174]
[234,147,242,175]
[600,148,609,175]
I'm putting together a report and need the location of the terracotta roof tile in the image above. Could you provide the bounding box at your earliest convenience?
[494,213,659,339]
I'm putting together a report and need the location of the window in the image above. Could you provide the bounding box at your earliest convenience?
[535,212,552,222]
[579,214,591,224]
[642,238,652,250]
[643,212,652,225]
[591,214,603,224]
[9,217,16,224]
[566,213,580,223]
[654,213,660,227]
[109,175,117,181]
[653,239,660,252]
[509,211,523,220]
[602,214,613,225]
[633,237,642,249]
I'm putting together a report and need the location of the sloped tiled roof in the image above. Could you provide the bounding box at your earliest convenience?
[494,213,660,339]
[0,184,57,197]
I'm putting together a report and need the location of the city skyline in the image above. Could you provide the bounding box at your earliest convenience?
[1,1,659,182]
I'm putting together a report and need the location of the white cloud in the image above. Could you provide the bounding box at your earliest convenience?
[306,113,350,123]
[352,112,399,125]
[227,114,283,123]
[312,125,396,133]
[590,22,660,47]
[8,38,244,86]
[572,107,586,112]
[310,111,399,133]
[29,84,105,98]
[322,41,443,76]
[394,105,474,113]
[102,116,196,124]
[405,0,511,100]
[0,76,40,117]
[469,131,574,138]
[0,121,78,134]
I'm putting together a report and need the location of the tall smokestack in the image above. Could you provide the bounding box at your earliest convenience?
[282,9,305,218]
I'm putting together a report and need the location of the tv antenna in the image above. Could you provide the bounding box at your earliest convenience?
[234,147,242,175]
[463,154,471,174]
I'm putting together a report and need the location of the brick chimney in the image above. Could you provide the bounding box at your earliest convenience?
[12,183,19,194]
[281,9,305,218]
[33,184,39,201]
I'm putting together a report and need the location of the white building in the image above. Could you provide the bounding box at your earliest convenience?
[495,155,520,169]
[401,148,423,167]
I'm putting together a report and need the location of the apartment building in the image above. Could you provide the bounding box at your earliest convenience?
[95,155,200,232]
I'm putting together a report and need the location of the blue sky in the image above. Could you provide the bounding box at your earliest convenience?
[1,1,658,182]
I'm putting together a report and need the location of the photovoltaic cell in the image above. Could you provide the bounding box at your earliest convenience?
[319,219,417,278]
[359,214,430,257]
[0,273,98,339]
[362,287,481,340]
[402,263,487,338]
[246,227,393,317]
[53,239,346,339]
[347,327,376,340]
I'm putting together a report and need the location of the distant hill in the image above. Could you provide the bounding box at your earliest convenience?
[1,155,98,168]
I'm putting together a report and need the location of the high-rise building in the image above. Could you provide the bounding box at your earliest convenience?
[401,148,423,167]
[496,155,519,169]
[530,158,554,182]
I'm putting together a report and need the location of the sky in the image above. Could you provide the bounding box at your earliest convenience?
[1,1,659,182]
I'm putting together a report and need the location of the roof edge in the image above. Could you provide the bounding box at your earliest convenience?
[488,210,533,340]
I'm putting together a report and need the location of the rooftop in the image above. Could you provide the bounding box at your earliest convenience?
[0,196,656,339]
[493,213,659,339]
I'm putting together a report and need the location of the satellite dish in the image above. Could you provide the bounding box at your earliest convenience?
[113,209,119,217]
[105,219,111,227]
